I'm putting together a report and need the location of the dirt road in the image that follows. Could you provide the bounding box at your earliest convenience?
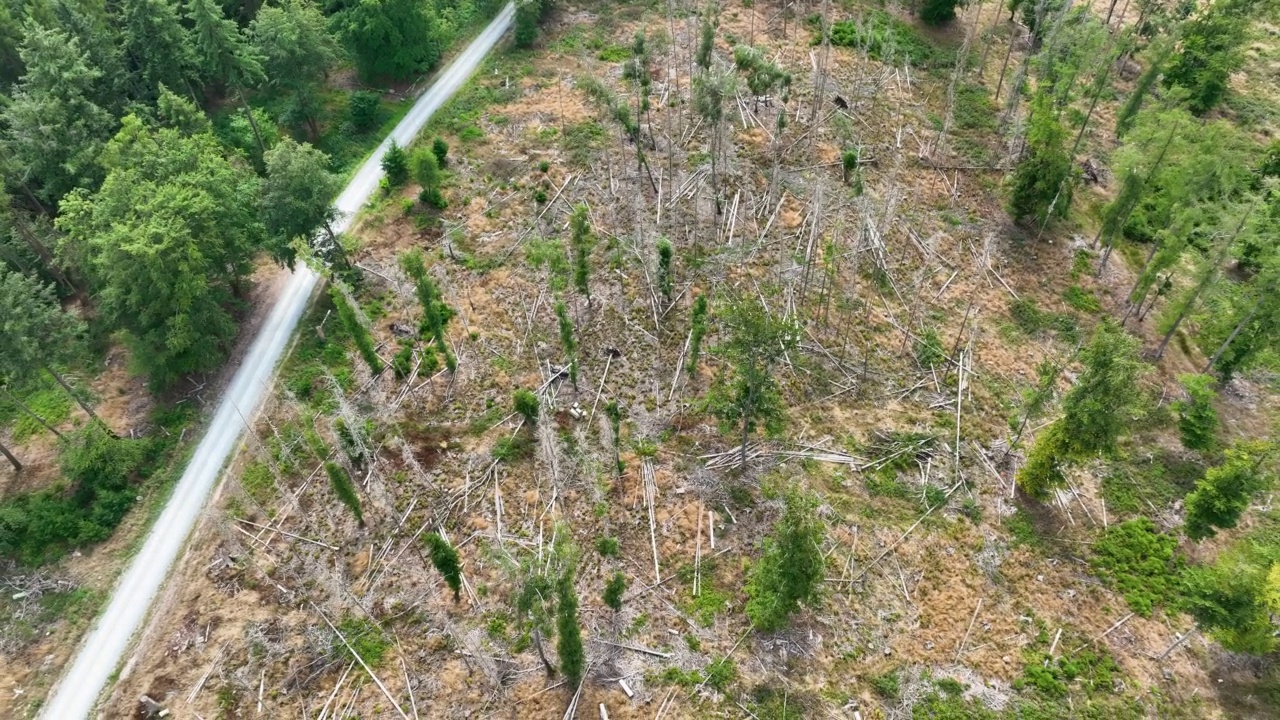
[37,6,515,717]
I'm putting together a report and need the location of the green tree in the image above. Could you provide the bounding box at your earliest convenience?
[117,0,200,103]
[513,388,539,425]
[603,571,625,612]
[1016,420,1071,499]
[1184,441,1274,540]
[0,267,105,432]
[1181,544,1278,654]
[409,146,445,208]
[56,115,265,389]
[325,461,365,526]
[431,137,449,168]
[332,0,441,81]
[514,0,555,49]
[556,570,585,686]
[732,44,790,112]
[1007,90,1074,227]
[656,238,673,302]
[425,532,463,601]
[399,248,453,363]
[249,0,341,138]
[382,139,409,187]
[261,139,344,268]
[745,491,825,631]
[605,401,623,476]
[569,204,592,299]
[555,301,578,388]
[187,0,267,157]
[1162,0,1258,114]
[1172,373,1218,452]
[1007,357,1064,454]
[919,0,965,25]
[1058,321,1145,457]
[1202,259,1280,380]
[705,295,800,468]
[687,294,709,378]
[2,24,113,207]
[695,14,714,70]
[330,284,383,374]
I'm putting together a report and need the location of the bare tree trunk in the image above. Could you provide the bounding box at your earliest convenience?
[3,388,62,437]
[994,27,1017,101]
[237,86,267,160]
[532,628,555,676]
[0,439,21,472]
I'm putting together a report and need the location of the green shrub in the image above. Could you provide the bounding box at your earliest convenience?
[915,327,946,368]
[1091,517,1182,616]
[492,434,534,461]
[745,491,825,631]
[1183,441,1272,540]
[431,137,449,168]
[0,424,151,565]
[392,345,414,379]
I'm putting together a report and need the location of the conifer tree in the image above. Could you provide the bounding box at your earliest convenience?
[325,461,364,526]
[569,204,592,300]
[556,570,585,686]
[603,571,625,612]
[426,532,463,601]
[687,294,709,378]
[382,140,410,187]
[1173,374,1219,452]
[330,285,383,374]
[1184,441,1274,540]
[555,301,578,388]
[745,491,825,631]
[656,238,673,302]
[1007,90,1073,227]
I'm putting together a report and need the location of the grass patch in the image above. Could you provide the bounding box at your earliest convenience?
[1100,450,1203,516]
[0,378,72,441]
[239,461,276,510]
[1009,297,1081,343]
[423,56,523,142]
[561,121,607,167]
[333,616,390,667]
[682,588,729,627]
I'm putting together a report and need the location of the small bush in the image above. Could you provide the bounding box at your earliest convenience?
[595,536,620,557]
[915,327,946,368]
[492,434,534,461]
[392,345,414,379]
[431,137,449,168]
[827,11,946,67]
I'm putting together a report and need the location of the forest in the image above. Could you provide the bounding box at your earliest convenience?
[1,0,1279,717]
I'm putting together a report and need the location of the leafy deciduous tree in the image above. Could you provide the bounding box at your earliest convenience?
[261,139,343,268]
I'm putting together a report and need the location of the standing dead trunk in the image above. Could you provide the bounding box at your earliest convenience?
[532,628,554,676]
[0,440,21,472]
[237,87,267,161]
[3,388,62,437]
[44,366,111,435]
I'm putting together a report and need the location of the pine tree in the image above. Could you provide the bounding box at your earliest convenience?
[325,462,364,526]
[919,0,964,26]
[745,491,825,631]
[399,248,454,365]
[1007,91,1074,227]
[382,140,410,187]
[555,301,578,388]
[605,401,623,476]
[1017,420,1071,498]
[426,533,463,601]
[687,294,709,378]
[330,285,383,374]
[432,137,449,168]
[513,388,540,426]
[704,295,799,467]
[1173,374,1219,452]
[603,571,625,612]
[1184,441,1274,540]
[556,570,585,686]
[569,204,592,299]
[656,238,673,302]
[1059,321,1145,457]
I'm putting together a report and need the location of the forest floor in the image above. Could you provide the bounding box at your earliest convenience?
[9,1,1280,718]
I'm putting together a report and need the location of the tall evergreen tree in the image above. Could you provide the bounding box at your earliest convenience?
[2,25,113,207]
[332,0,441,81]
[261,139,344,268]
[250,0,340,138]
[56,115,265,388]
[117,0,199,103]
[745,491,825,631]
[1007,91,1073,227]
